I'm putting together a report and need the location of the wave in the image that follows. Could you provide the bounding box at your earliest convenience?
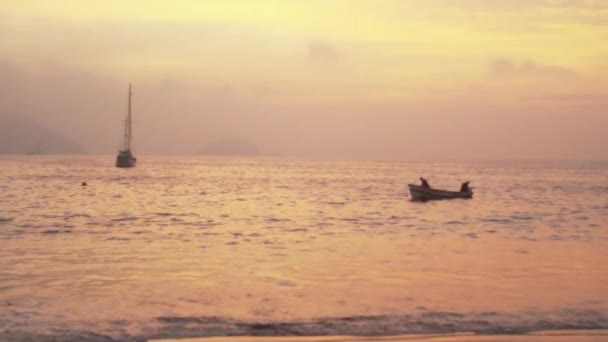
[5,309,606,342]
[148,309,608,339]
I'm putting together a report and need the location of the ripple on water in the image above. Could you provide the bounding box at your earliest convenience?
[111,216,138,222]
[446,220,463,225]
[105,237,130,241]
[1,157,607,341]
[40,229,67,234]
[463,232,479,239]
[511,215,535,221]
[286,228,308,233]
[481,218,514,224]
[0,217,14,224]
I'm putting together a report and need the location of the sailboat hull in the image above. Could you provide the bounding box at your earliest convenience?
[116,150,137,168]
[116,158,136,168]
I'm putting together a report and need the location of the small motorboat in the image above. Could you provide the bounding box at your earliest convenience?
[408,184,473,201]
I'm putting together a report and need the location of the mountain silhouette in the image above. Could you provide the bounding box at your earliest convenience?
[0,114,84,154]
[199,139,260,156]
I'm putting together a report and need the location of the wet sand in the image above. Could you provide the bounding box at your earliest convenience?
[152,330,608,342]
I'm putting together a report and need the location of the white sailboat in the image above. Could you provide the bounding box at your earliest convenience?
[116,84,137,168]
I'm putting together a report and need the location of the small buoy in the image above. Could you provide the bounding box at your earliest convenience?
[81,181,87,186]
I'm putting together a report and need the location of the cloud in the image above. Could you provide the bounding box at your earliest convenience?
[488,58,579,79]
[440,0,608,27]
[0,16,310,72]
[447,0,608,11]
[525,92,608,103]
[308,42,340,63]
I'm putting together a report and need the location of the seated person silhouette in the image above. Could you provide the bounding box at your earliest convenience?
[460,181,470,192]
[420,177,430,189]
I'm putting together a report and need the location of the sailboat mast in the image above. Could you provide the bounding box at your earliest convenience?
[127,84,132,150]
[123,90,128,151]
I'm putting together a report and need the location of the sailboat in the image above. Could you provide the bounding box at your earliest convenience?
[116,84,137,168]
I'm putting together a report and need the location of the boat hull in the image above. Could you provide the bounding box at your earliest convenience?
[116,158,136,168]
[408,184,472,201]
[116,150,137,168]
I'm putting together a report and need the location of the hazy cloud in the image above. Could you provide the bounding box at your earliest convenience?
[438,0,608,27]
[308,42,340,63]
[525,92,608,103]
[446,0,608,11]
[489,58,579,79]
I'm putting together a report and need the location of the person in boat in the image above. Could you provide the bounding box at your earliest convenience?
[420,177,430,189]
[460,181,470,193]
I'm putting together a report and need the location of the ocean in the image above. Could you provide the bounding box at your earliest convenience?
[1,156,607,341]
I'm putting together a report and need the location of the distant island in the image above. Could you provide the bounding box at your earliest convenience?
[199,139,260,156]
[0,114,84,154]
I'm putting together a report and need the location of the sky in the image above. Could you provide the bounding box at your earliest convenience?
[1,0,607,159]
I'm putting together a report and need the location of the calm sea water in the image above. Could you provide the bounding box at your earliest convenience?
[0,156,607,341]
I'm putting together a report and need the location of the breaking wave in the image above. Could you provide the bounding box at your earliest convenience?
[3,309,608,342]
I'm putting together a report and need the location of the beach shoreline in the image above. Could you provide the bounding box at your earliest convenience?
[152,330,608,342]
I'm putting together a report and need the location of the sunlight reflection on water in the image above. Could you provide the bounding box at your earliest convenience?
[0,156,607,340]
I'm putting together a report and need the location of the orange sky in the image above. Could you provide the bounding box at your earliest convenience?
[1,1,607,159]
